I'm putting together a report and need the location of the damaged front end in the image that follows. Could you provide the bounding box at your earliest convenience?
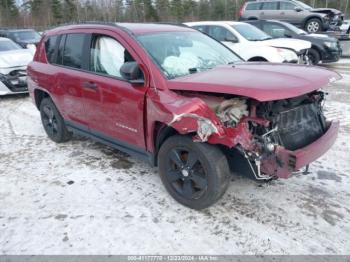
[163,90,339,180]
[0,69,28,95]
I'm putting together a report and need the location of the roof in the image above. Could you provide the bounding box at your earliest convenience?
[185,21,247,26]
[46,22,195,36]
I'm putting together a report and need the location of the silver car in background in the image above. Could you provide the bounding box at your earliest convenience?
[239,0,344,33]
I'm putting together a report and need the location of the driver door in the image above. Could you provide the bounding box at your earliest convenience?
[279,1,305,24]
[81,31,148,149]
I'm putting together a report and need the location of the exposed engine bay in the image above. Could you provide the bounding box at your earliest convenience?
[174,90,329,180]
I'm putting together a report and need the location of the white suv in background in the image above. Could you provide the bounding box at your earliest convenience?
[185,21,312,64]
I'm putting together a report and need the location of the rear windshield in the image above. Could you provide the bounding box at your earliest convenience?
[246,2,262,10]
[0,39,21,51]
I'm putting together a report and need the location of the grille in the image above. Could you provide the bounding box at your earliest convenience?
[275,103,326,151]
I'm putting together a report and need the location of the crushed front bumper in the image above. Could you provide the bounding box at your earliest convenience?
[0,69,28,96]
[262,121,339,179]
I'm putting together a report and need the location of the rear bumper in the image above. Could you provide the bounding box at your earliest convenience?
[263,121,339,179]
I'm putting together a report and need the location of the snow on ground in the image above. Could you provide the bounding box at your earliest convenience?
[0,61,350,255]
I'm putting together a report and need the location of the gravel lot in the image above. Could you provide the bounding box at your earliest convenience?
[0,60,350,255]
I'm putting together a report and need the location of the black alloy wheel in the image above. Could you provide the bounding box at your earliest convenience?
[158,135,230,209]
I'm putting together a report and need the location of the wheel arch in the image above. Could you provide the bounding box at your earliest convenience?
[34,88,50,109]
[153,121,180,166]
[302,15,323,28]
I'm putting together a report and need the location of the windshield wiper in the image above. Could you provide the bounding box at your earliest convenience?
[188,67,213,74]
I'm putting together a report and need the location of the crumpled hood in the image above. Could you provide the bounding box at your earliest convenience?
[261,38,311,52]
[0,49,33,68]
[167,63,341,102]
[311,8,342,15]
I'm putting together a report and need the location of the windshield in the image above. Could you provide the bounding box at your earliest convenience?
[232,23,272,41]
[137,32,241,79]
[280,21,308,35]
[9,30,41,42]
[0,39,21,51]
[295,0,312,10]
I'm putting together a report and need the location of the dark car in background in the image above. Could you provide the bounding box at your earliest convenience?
[239,0,344,33]
[0,29,41,53]
[247,19,342,64]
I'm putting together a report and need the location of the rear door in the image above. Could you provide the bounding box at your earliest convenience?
[81,30,148,149]
[260,1,280,20]
[54,33,91,126]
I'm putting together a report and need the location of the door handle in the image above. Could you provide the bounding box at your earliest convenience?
[82,82,98,90]
[281,12,285,15]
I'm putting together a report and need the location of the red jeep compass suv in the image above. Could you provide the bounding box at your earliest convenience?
[27,23,340,209]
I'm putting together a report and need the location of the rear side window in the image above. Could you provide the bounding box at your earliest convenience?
[45,36,58,63]
[261,2,278,10]
[279,2,297,10]
[246,3,262,10]
[62,34,86,69]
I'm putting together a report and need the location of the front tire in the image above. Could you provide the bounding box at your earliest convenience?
[305,18,323,33]
[307,48,321,65]
[40,97,72,143]
[158,135,230,210]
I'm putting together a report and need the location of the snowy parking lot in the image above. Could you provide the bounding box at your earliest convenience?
[1,60,350,255]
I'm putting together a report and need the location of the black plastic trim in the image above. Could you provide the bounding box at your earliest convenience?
[65,120,156,166]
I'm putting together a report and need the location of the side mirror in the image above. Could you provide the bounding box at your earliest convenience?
[295,7,303,12]
[225,35,238,43]
[120,61,144,84]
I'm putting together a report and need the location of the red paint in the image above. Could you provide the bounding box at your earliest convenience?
[27,23,340,179]
[168,63,341,102]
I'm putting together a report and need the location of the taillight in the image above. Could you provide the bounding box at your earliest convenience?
[239,3,247,17]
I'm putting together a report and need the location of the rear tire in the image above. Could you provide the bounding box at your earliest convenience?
[307,48,321,65]
[305,18,323,33]
[158,135,230,210]
[39,97,72,143]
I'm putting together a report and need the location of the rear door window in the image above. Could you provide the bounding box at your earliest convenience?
[246,3,262,10]
[261,2,279,10]
[279,1,297,10]
[56,34,66,65]
[45,35,59,63]
[62,33,86,69]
